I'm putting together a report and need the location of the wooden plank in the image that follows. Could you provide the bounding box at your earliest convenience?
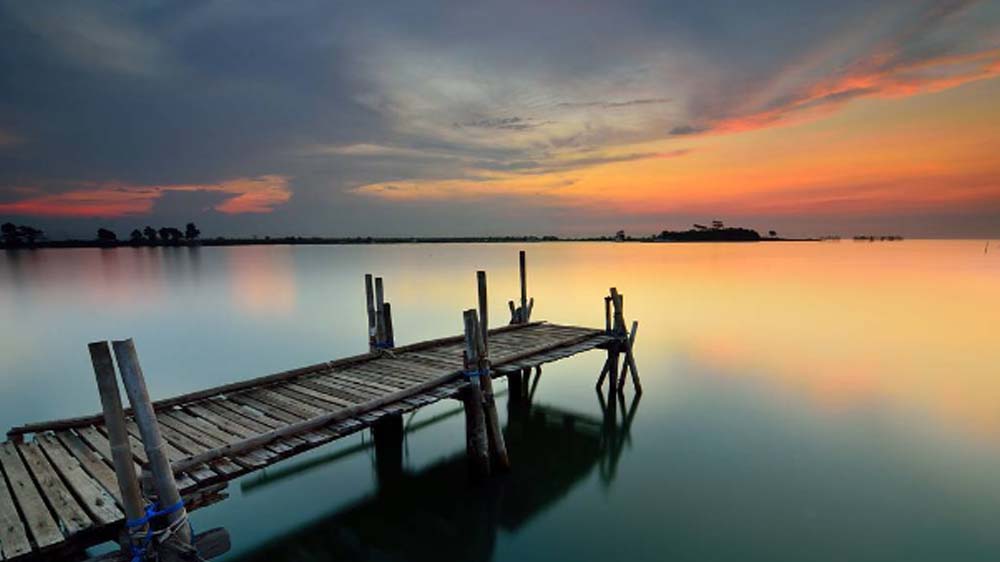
[285,383,354,409]
[16,441,92,537]
[53,432,122,506]
[311,374,388,400]
[228,394,304,424]
[307,375,382,401]
[289,381,359,408]
[0,448,32,560]
[118,421,216,484]
[256,389,325,418]
[35,435,122,525]
[208,399,284,430]
[206,400,308,448]
[347,364,429,387]
[166,410,273,467]
[186,405,292,455]
[0,442,62,549]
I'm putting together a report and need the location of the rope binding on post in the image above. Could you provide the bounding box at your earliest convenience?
[126,499,189,562]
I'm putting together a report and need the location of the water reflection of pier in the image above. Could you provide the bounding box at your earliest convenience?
[237,370,640,561]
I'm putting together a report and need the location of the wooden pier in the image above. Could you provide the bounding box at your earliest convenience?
[0,252,640,561]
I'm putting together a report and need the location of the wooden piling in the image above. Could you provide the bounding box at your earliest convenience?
[111,339,193,553]
[461,310,491,477]
[89,342,146,554]
[604,296,612,332]
[618,321,639,388]
[519,250,528,323]
[365,274,377,351]
[374,277,386,346]
[383,302,395,348]
[477,271,510,471]
[609,289,642,394]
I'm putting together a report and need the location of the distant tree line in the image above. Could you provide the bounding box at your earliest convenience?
[653,220,763,242]
[95,223,201,246]
[1,222,45,247]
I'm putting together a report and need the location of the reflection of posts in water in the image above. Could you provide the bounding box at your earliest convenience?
[596,384,641,486]
[372,412,404,489]
[506,366,541,418]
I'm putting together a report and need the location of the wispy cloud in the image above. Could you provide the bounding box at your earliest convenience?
[556,97,671,109]
[0,176,291,218]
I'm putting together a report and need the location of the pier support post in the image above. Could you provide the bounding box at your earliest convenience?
[112,339,193,559]
[462,310,491,477]
[372,413,404,488]
[365,274,377,351]
[374,277,386,346]
[367,275,395,350]
[89,342,147,557]
[477,271,510,471]
[509,251,533,324]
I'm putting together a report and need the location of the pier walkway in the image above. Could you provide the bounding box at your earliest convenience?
[1,323,615,561]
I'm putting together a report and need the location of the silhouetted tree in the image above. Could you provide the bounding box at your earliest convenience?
[693,224,708,231]
[184,222,200,240]
[1,222,17,245]
[130,229,143,243]
[143,226,157,241]
[711,220,724,230]
[768,230,777,238]
[158,227,183,243]
[96,228,117,242]
[2,224,43,246]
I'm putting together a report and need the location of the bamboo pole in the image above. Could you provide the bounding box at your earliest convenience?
[383,302,395,348]
[374,277,386,347]
[477,271,510,470]
[112,339,192,551]
[89,342,146,553]
[364,274,376,351]
[462,310,491,477]
[519,250,527,324]
[618,321,639,388]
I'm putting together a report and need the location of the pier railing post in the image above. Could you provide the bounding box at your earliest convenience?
[89,341,146,556]
[365,274,377,351]
[112,339,193,557]
[477,271,510,471]
[374,277,386,347]
[462,310,491,477]
[509,250,533,324]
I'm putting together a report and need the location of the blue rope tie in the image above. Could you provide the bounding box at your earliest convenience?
[463,369,483,379]
[126,500,186,562]
[374,341,394,349]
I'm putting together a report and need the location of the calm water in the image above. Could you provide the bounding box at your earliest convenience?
[1,241,999,561]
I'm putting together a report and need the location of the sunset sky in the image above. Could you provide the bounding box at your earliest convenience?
[1,0,998,238]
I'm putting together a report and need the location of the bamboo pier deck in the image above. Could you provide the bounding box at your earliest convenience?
[0,321,614,561]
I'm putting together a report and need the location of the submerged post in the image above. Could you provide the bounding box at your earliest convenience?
[462,309,491,477]
[112,339,193,554]
[89,342,146,555]
[477,271,510,470]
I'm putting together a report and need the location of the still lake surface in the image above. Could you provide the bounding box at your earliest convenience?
[1,240,998,561]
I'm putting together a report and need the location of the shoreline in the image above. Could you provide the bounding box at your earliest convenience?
[1,236,820,250]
